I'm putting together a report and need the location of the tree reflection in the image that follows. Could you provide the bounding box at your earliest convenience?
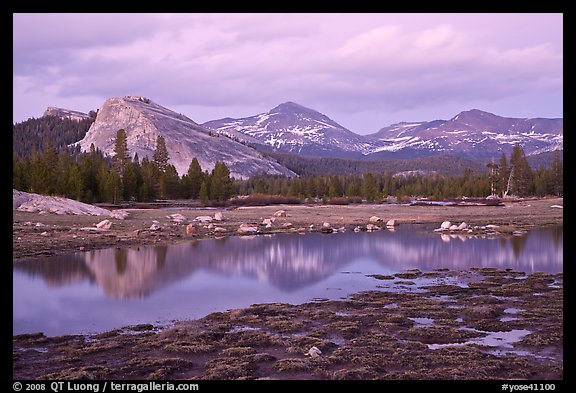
[510,234,528,259]
[14,225,563,299]
[115,248,128,275]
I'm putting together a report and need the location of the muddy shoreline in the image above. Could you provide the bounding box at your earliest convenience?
[13,197,563,259]
[13,268,562,380]
[13,198,563,380]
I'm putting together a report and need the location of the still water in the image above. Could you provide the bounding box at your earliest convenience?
[13,224,562,336]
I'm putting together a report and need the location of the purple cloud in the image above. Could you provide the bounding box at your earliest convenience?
[13,13,562,133]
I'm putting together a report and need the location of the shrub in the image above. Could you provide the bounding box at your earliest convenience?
[230,194,302,207]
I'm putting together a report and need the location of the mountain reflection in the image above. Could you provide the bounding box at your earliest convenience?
[14,225,562,299]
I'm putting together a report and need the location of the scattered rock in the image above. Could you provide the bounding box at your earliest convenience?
[262,218,275,226]
[14,189,111,216]
[322,222,331,228]
[186,224,197,235]
[214,227,227,233]
[149,222,161,231]
[40,231,49,236]
[395,269,422,279]
[168,213,187,223]
[273,210,287,217]
[440,221,451,230]
[366,224,381,231]
[457,222,468,230]
[305,346,322,358]
[386,219,396,227]
[96,219,112,229]
[195,216,213,223]
[238,224,258,234]
[109,210,130,220]
[369,216,382,223]
[550,205,563,209]
[214,212,225,221]
[368,274,395,280]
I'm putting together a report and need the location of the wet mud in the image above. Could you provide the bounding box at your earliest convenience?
[13,268,562,380]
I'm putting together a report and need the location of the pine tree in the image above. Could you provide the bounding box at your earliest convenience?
[13,152,28,191]
[64,163,84,200]
[509,144,533,197]
[328,175,344,197]
[210,161,233,201]
[533,168,552,197]
[551,149,563,196]
[486,161,499,196]
[162,164,181,199]
[186,158,203,199]
[122,161,138,201]
[498,153,510,197]
[199,180,209,204]
[29,148,51,195]
[363,172,377,202]
[139,156,158,202]
[152,135,169,173]
[113,129,130,176]
[78,145,104,203]
[55,152,74,196]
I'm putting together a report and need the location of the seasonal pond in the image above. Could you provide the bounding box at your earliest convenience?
[13,224,562,336]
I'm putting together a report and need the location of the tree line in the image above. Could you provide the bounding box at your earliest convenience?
[13,130,234,204]
[13,127,563,204]
[237,145,562,202]
[267,151,488,176]
[13,114,96,158]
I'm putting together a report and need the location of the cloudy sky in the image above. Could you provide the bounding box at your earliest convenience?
[13,13,562,134]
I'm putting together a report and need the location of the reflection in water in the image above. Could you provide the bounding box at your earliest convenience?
[13,225,562,336]
[510,235,528,259]
[15,225,563,299]
[81,245,190,299]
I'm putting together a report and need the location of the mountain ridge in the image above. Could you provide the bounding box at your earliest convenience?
[76,96,296,179]
[43,106,92,122]
[35,97,563,169]
[204,104,562,161]
[203,101,380,158]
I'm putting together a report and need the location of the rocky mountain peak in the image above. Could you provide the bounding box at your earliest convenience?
[268,101,341,128]
[76,96,295,179]
[450,109,514,132]
[271,101,307,112]
[203,102,378,158]
[43,107,91,122]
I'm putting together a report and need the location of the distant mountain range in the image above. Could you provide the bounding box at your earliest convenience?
[203,103,563,161]
[31,96,562,178]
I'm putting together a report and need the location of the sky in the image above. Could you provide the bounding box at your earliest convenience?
[13,13,563,135]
